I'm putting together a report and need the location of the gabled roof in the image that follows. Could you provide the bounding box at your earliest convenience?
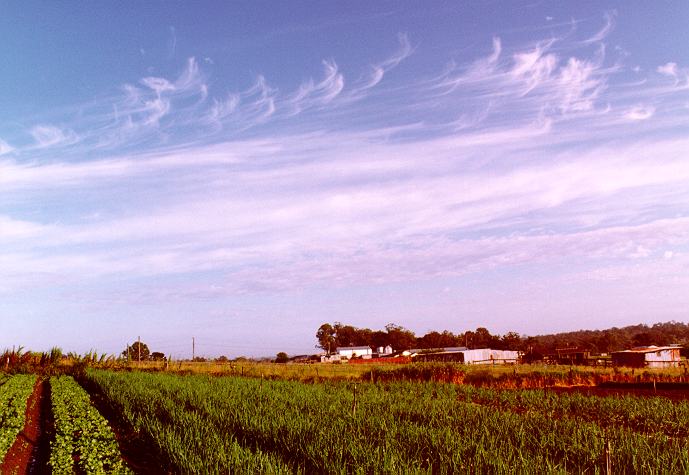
[336,346,371,351]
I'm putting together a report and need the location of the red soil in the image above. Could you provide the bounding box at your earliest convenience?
[0,378,49,474]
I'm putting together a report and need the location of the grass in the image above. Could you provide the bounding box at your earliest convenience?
[116,360,689,389]
[85,369,689,474]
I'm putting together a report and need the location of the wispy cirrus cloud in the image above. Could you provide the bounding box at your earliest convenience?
[2,13,689,313]
[29,125,79,149]
[354,33,413,92]
[624,105,655,121]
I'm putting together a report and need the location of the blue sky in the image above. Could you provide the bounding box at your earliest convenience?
[1,2,689,358]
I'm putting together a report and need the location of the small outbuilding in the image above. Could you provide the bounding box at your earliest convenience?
[553,348,591,365]
[611,346,680,368]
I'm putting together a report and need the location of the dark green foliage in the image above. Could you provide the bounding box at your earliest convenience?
[121,341,150,361]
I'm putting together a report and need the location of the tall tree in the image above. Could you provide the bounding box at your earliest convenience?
[316,323,336,353]
[500,332,522,350]
[385,323,416,351]
[417,330,460,349]
[122,341,150,361]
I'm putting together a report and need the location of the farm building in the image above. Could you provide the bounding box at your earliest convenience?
[553,348,591,365]
[412,347,466,362]
[414,347,520,365]
[611,346,680,368]
[462,348,520,365]
[336,346,373,359]
[321,346,393,363]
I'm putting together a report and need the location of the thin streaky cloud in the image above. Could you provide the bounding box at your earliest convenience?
[2,6,689,354]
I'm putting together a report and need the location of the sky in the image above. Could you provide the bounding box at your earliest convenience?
[1,1,689,358]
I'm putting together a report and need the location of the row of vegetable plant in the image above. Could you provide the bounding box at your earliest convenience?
[49,376,131,474]
[82,369,294,475]
[0,374,36,460]
[86,369,689,474]
[457,384,689,437]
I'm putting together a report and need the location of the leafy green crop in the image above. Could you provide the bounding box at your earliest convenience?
[86,369,689,474]
[49,376,131,474]
[0,374,36,460]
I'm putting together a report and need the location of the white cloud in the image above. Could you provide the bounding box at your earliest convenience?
[140,76,175,95]
[624,105,655,121]
[4,23,689,305]
[355,33,413,92]
[30,125,79,148]
[0,138,14,155]
[558,57,604,112]
[510,44,558,96]
[582,10,616,44]
[657,62,678,78]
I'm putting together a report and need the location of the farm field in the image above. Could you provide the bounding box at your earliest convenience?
[84,369,689,474]
[108,359,689,386]
[1,366,688,473]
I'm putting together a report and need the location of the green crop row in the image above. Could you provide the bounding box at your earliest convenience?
[49,376,131,474]
[86,369,689,474]
[84,371,293,474]
[0,374,36,460]
[457,384,689,437]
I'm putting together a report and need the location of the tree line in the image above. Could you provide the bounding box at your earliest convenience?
[316,322,519,354]
[316,321,689,357]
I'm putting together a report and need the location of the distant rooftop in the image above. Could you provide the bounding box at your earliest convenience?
[614,346,679,354]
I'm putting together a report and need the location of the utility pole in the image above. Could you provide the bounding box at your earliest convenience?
[192,337,195,361]
[126,343,130,362]
[138,335,141,363]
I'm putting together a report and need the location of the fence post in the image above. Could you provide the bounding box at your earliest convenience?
[352,383,358,417]
[604,435,612,475]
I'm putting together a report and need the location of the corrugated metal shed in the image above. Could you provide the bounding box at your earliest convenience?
[413,348,520,364]
[611,346,680,368]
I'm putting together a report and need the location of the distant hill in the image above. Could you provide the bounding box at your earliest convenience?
[522,321,689,356]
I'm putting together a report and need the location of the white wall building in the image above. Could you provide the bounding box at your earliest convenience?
[462,348,520,364]
[336,346,373,359]
[413,347,520,364]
